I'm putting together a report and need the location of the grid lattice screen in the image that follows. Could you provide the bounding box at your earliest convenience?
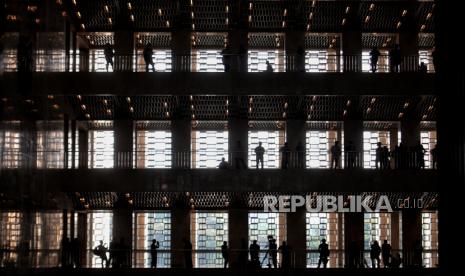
[37,130,64,169]
[421,130,436,169]
[87,211,113,268]
[134,50,172,72]
[1,49,17,71]
[363,131,390,169]
[248,130,285,169]
[192,130,229,169]
[133,212,171,268]
[248,50,285,72]
[306,213,339,268]
[0,129,22,168]
[193,212,228,268]
[191,50,224,72]
[90,49,113,72]
[422,212,438,268]
[135,131,172,168]
[363,213,391,251]
[306,130,338,168]
[305,50,338,72]
[0,212,23,265]
[31,212,63,267]
[89,130,114,169]
[362,50,389,73]
[419,50,435,73]
[248,212,286,268]
[35,50,66,72]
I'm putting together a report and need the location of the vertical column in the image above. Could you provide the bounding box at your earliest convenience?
[286,207,306,268]
[286,119,306,168]
[341,1,362,72]
[343,98,363,168]
[114,120,133,168]
[228,30,248,72]
[71,120,76,168]
[172,29,191,72]
[77,212,87,267]
[391,212,400,253]
[64,115,69,169]
[399,0,419,72]
[401,210,422,267]
[78,123,88,169]
[401,118,420,147]
[172,119,191,168]
[344,212,364,268]
[114,31,134,72]
[113,196,133,267]
[19,210,33,268]
[229,97,248,169]
[285,30,305,72]
[171,207,191,267]
[65,22,70,72]
[20,120,37,169]
[228,205,248,268]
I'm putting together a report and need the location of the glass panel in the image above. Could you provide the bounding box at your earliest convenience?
[0,212,23,266]
[248,50,285,72]
[192,50,224,72]
[420,130,437,169]
[193,212,228,268]
[89,130,114,168]
[135,49,172,72]
[192,130,229,168]
[422,212,438,268]
[90,49,113,72]
[0,129,22,168]
[306,213,339,267]
[248,130,284,169]
[363,131,390,169]
[136,130,172,168]
[36,130,64,169]
[362,50,389,73]
[306,130,338,168]
[31,212,63,267]
[87,212,113,268]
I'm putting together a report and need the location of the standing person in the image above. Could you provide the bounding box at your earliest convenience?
[431,144,438,169]
[381,240,392,268]
[317,239,330,268]
[94,240,108,268]
[104,43,114,72]
[345,141,356,169]
[143,43,155,72]
[295,141,305,168]
[278,241,291,269]
[249,240,260,267]
[268,237,278,268]
[375,142,383,169]
[370,241,381,268]
[254,142,265,169]
[183,238,193,268]
[415,141,426,169]
[370,47,381,73]
[280,142,290,169]
[108,238,117,268]
[221,241,229,268]
[150,239,159,268]
[61,237,70,268]
[389,44,401,73]
[218,157,229,169]
[266,60,273,72]
[330,141,341,169]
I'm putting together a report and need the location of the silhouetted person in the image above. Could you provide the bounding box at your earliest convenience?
[255,142,265,169]
[381,240,391,268]
[389,44,401,73]
[431,144,438,169]
[280,142,290,169]
[94,240,108,268]
[330,141,341,169]
[317,239,330,268]
[222,46,231,72]
[370,47,381,72]
[71,238,81,268]
[418,62,427,73]
[382,146,390,169]
[345,141,356,168]
[219,157,229,169]
[61,237,71,267]
[221,241,229,268]
[266,60,273,72]
[370,241,381,268]
[150,239,159,268]
[348,241,361,268]
[296,141,305,168]
[108,239,117,267]
[278,241,291,269]
[392,145,400,169]
[104,43,114,72]
[183,238,193,268]
[143,43,156,72]
[268,238,277,268]
[375,142,383,169]
[415,141,426,169]
[249,240,260,267]
[390,253,402,268]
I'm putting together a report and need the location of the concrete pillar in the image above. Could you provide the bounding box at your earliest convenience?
[19,210,33,268]
[341,1,362,72]
[64,115,69,168]
[71,120,76,168]
[171,208,192,268]
[344,212,364,268]
[78,47,89,72]
[114,120,133,168]
[401,210,422,267]
[171,29,191,72]
[391,212,400,251]
[228,30,248,72]
[343,100,363,168]
[285,30,305,72]
[77,212,87,267]
[114,31,134,72]
[172,119,191,168]
[229,116,248,169]
[390,125,399,150]
[113,197,133,267]
[62,209,68,239]
[20,120,37,169]
[228,207,248,267]
[286,120,306,168]
[400,118,420,148]
[399,0,418,72]
[78,124,88,169]
[286,207,306,268]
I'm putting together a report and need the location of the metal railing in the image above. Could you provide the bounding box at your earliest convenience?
[0,53,436,73]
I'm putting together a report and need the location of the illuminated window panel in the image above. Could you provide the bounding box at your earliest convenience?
[1,49,18,71]
[135,130,172,168]
[191,50,224,72]
[133,212,171,268]
[306,130,338,168]
[35,50,65,72]
[248,212,286,268]
[31,212,63,267]
[135,49,172,72]
[0,129,22,168]
[89,130,114,168]
[364,213,391,251]
[248,50,285,72]
[192,130,229,169]
[192,212,228,268]
[363,131,390,169]
[248,130,285,169]
[87,212,113,268]
[306,213,339,267]
[37,130,64,169]
[419,50,434,73]
[362,50,389,73]
[420,130,437,169]
[422,212,438,268]
[67,129,79,168]
[0,212,23,265]
[68,49,80,72]
[305,50,338,72]
[90,49,113,72]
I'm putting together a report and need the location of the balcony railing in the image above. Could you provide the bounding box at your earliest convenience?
[0,150,436,170]
[0,53,435,73]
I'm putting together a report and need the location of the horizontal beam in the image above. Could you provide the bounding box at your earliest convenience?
[0,72,435,96]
